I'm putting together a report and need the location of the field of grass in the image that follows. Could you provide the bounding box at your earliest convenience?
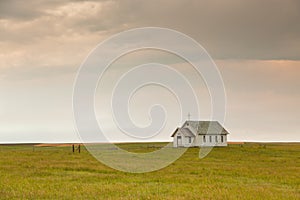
[0,143,299,199]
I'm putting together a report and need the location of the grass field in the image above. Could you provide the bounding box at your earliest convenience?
[0,143,299,199]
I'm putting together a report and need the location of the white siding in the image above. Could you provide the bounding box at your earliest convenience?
[193,134,228,147]
[173,128,228,147]
[173,130,196,147]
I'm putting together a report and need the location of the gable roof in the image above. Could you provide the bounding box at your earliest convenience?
[171,127,195,137]
[171,128,179,137]
[180,128,195,136]
[189,121,229,135]
[171,121,229,137]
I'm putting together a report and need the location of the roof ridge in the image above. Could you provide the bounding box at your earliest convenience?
[186,120,219,122]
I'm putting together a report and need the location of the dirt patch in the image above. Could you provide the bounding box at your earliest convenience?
[227,141,245,144]
[34,143,82,147]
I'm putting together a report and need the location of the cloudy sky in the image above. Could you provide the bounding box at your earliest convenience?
[0,0,299,143]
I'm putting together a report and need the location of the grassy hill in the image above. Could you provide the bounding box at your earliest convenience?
[0,143,299,199]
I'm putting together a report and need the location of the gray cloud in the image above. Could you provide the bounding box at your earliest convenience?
[0,0,299,142]
[0,1,42,20]
[112,0,300,60]
[1,0,299,59]
[0,0,72,20]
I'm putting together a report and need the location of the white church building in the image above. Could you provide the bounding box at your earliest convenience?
[171,121,229,147]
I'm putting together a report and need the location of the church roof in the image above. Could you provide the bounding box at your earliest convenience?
[179,128,195,136]
[171,121,229,137]
[171,127,195,137]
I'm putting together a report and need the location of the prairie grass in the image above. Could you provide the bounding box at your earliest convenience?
[0,143,299,199]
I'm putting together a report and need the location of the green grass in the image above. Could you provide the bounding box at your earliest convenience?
[0,143,299,199]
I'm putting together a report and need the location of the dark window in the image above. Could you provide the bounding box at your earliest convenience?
[177,136,181,139]
[188,137,192,143]
[221,136,224,142]
[209,136,212,143]
[203,135,206,143]
[215,136,218,142]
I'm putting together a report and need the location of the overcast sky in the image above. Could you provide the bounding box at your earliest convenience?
[0,0,299,143]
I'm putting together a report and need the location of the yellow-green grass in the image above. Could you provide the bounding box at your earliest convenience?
[0,143,299,199]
